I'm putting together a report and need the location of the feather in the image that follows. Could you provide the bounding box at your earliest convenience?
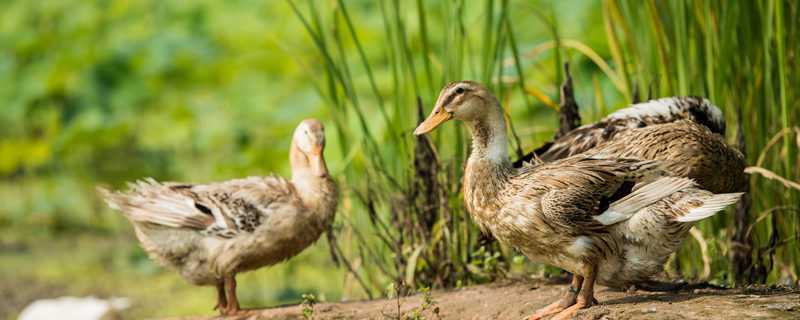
[98,176,300,237]
[675,192,743,222]
[98,183,214,229]
[595,177,696,225]
[514,96,729,167]
[606,97,725,134]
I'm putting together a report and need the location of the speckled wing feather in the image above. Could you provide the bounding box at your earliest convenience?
[99,176,297,238]
[515,97,725,165]
[585,120,746,193]
[516,157,665,235]
[594,177,696,225]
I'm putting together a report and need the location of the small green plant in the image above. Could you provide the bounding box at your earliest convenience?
[466,245,507,282]
[385,281,398,299]
[380,280,403,320]
[403,287,440,320]
[301,293,318,320]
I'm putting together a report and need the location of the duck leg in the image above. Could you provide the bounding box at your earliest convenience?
[222,276,241,315]
[551,264,598,320]
[214,281,228,312]
[527,274,583,320]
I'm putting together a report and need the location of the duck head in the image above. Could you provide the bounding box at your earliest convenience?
[414,81,498,135]
[291,119,328,177]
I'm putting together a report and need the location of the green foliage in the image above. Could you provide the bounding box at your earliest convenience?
[466,245,507,282]
[291,0,799,293]
[607,0,799,285]
[301,293,317,320]
[0,1,326,233]
[404,287,440,320]
[289,0,531,295]
[0,0,798,317]
[0,1,346,316]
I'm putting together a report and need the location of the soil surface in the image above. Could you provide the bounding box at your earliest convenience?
[168,279,800,320]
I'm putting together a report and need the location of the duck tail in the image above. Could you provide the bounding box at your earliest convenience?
[595,177,696,225]
[96,179,214,229]
[97,186,126,212]
[675,192,744,222]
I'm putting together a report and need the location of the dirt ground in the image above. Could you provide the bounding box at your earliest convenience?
[169,279,800,320]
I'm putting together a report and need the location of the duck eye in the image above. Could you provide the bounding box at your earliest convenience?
[455,87,465,94]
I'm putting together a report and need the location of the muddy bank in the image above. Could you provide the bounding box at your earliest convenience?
[167,279,800,319]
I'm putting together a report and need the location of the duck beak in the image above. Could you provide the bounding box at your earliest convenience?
[309,147,328,177]
[414,106,452,136]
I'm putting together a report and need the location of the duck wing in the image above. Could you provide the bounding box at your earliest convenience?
[517,157,667,235]
[99,176,297,238]
[514,97,724,166]
[584,120,747,193]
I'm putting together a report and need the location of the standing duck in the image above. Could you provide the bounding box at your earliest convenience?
[516,98,745,194]
[99,119,338,315]
[414,81,743,320]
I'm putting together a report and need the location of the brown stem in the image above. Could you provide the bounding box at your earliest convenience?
[731,105,756,285]
[555,62,581,139]
[327,227,374,299]
[515,63,581,167]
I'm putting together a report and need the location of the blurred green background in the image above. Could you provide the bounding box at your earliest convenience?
[1,0,797,319]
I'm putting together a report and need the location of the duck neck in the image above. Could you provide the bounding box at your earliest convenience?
[290,146,338,229]
[463,101,512,223]
[467,105,509,163]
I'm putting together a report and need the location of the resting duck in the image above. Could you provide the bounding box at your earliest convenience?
[414,81,743,320]
[516,97,746,194]
[99,119,337,315]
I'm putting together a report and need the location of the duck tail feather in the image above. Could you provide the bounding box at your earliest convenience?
[97,186,124,211]
[595,177,695,225]
[675,192,744,223]
[97,181,213,229]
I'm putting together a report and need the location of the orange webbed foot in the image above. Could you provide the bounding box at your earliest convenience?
[549,297,595,320]
[527,275,583,320]
[527,295,577,320]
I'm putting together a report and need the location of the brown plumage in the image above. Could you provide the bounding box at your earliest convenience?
[515,97,746,194]
[587,120,746,193]
[98,119,338,315]
[415,81,742,320]
[516,96,727,163]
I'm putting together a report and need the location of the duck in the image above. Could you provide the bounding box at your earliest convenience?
[515,97,746,194]
[98,119,338,316]
[414,81,743,320]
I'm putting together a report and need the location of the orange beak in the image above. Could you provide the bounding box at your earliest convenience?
[413,106,453,136]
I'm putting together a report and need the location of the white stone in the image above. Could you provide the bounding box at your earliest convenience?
[18,296,130,320]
